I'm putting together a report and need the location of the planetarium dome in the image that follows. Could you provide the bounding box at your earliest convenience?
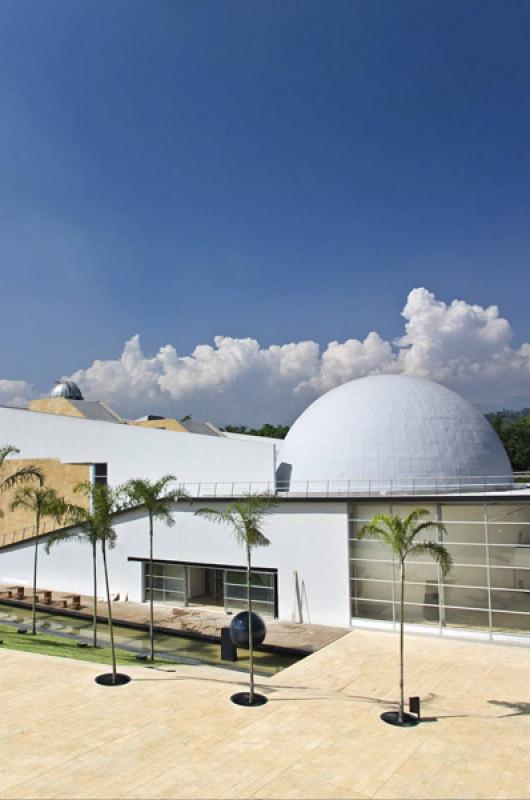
[277,375,513,493]
[49,380,84,400]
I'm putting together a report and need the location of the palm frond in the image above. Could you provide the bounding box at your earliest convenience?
[402,507,431,531]
[195,507,236,527]
[408,541,453,576]
[359,514,404,555]
[1,464,44,491]
[0,445,20,465]
[410,519,447,542]
[196,494,274,553]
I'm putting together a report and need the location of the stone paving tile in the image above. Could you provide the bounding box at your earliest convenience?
[3,629,530,799]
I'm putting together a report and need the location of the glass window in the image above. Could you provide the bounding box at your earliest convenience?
[445,564,488,588]
[444,543,487,564]
[351,559,393,581]
[488,545,529,568]
[349,503,391,521]
[491,611,530,633]
[443,523,485,545]
[401,602,440,625]
[392,503,436,520]
[488,523,530,546]
[440,504,485,522]
[352,599,394,621]
[394,561,439,582]
[349,538,392,559]
[444,607,490,629]
[351,579,394,603]
[487,503,530,525]
[443,586,489,610]
[490,566,519,590]
[491,589,530,613]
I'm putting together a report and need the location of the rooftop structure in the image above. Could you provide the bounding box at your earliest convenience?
[50,380,83,400]
[277,374,513,493]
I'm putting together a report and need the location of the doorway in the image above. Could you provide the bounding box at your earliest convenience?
[187,566,224,607]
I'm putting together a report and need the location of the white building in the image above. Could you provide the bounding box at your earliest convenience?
[1,374,530,642]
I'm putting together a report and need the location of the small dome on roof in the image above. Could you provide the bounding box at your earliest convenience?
[50,380,84,400]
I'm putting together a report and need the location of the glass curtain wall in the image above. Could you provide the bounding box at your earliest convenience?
[144,562,187,605]
[224,570,275,616]
[143,561,276,616]
[349,501,530,636]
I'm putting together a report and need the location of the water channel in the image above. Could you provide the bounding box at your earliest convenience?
[0,603,300,675]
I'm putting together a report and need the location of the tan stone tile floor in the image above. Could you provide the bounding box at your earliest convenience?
[2,628,530,799]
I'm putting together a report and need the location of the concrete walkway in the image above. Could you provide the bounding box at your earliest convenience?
[1,628,530,798]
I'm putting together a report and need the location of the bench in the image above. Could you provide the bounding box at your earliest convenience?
[41,590,52,605]
[62,594,82,610]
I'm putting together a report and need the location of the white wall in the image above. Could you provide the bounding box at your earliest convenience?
[0,500,351,628]
[0,407,276,488]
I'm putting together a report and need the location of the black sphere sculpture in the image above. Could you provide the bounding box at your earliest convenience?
[229,611,266,648]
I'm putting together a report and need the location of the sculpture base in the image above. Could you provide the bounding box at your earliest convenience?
[380,711,419,727]
[230,691,268,707]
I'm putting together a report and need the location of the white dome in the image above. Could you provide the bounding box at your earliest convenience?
[277,375,512,493]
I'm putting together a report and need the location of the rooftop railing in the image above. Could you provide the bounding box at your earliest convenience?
[177,474,529,500]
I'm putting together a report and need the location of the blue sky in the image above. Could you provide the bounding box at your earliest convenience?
[1,0,530,420]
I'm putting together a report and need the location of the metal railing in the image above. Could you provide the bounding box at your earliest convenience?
[0,520,56,550]
[176,474,528,500]
[1,473,527,549]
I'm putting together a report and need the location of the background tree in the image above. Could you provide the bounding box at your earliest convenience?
[195,493,277,705]
[11,485,78,635]
[222,424,289,439]
[122,475,190,661]
[359,508,452,725]
[73,482,122,683]
[487,412,530,472]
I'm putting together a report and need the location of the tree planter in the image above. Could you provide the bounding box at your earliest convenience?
[381,711,419,727]
[231,691,268,707]
[94,673,131,686]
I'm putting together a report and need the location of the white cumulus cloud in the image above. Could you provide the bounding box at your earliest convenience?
[2,288,528,424]
[0,380,32,409]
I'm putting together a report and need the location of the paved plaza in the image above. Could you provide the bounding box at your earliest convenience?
[2,628,530,799]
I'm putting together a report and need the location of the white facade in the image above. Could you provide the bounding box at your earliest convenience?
[1,375,527,636]
[0,500,351,627]
[0,406,276,488]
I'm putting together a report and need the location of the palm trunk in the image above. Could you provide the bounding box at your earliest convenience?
[149,514,154,662]
[32,512,40,635]
[399,561,405,723]
[101,538,117,684]
[92,539,98,648]
[247,544,254,703]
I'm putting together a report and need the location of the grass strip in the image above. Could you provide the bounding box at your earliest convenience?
[0,623,176,667]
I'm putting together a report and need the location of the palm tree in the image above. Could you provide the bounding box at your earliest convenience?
[72,481,123,684]
[195,493,277,705]
[46,505,101,649]
[10,485,79,635]
[359,508,452,725]
[122,475,190,661]
[0,444,43,498]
